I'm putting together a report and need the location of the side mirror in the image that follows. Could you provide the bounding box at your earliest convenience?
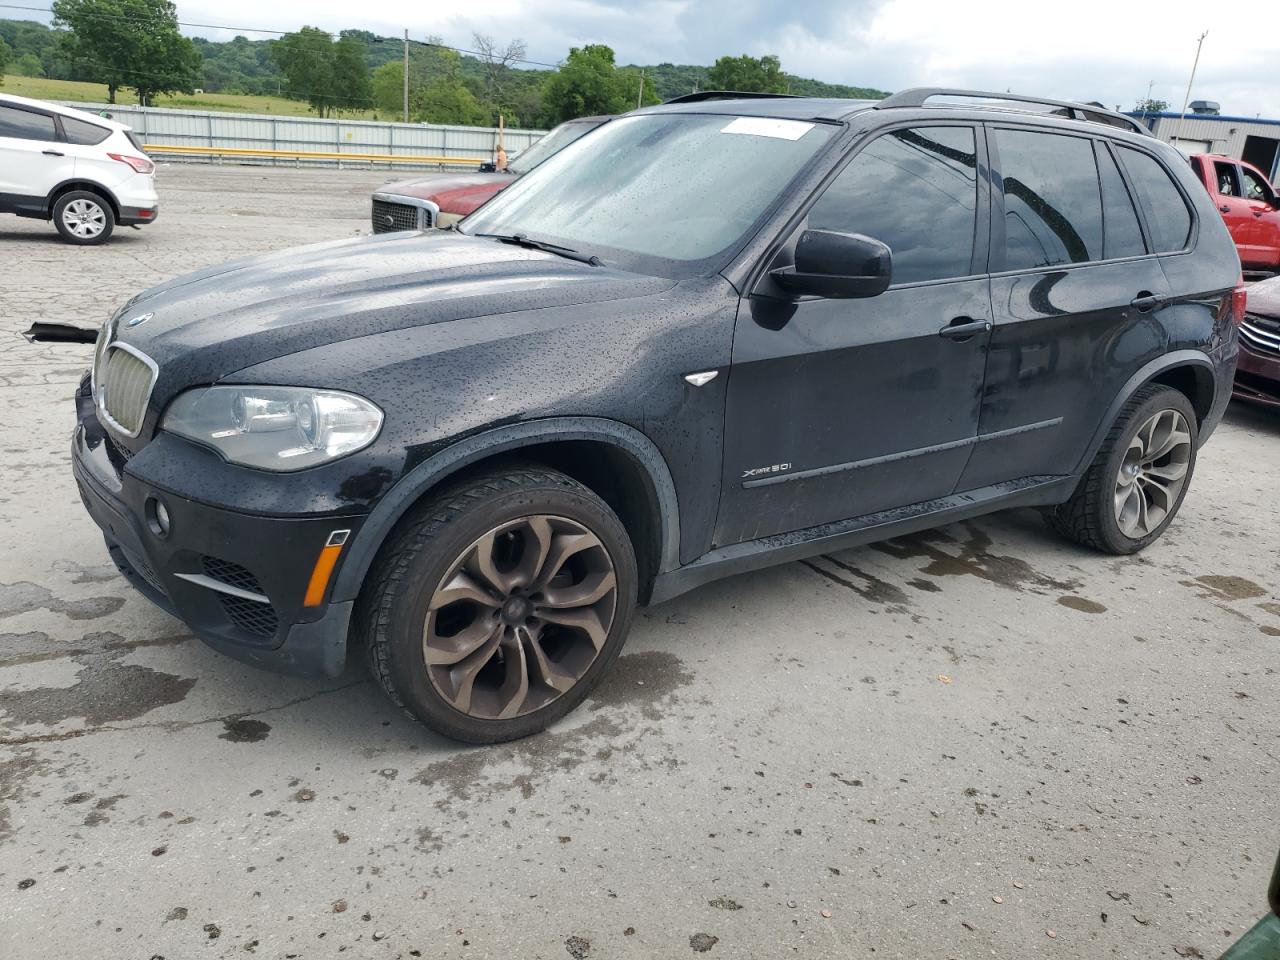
[770,230,893,299]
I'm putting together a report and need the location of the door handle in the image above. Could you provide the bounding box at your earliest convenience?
[938,318,992,341]
[42,149,64,156]
[1254,211,1265,218]
[1130,292,1163,313]
[1219,204,1231,213]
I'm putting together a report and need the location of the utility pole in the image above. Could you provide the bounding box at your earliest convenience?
[1178,31,1208,124]
[403,29,409,123]
[637,70,645,110]
[1138,79,1155,123]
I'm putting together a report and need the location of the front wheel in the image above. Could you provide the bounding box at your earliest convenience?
[357,466,638,743]
[1048,384,1198,554]
[52,190,115,245]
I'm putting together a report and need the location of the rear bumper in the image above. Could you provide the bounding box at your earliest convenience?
[71,379,359,678]
[118,205,159,227]
[1233,339,1280,408]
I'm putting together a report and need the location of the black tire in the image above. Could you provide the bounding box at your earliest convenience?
[1048,384,1198,554]
[356,465,638,743]
[52,190,115,245]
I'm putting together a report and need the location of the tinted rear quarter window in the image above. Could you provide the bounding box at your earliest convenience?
[1097,145,1146,259]
[1118,147,1193,253]
[0,104,57,142]
[995,128,1102,270]
[808,125,978,285]
[61,116,111,146]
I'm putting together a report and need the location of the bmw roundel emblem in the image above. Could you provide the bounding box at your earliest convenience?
[126,312,153,327]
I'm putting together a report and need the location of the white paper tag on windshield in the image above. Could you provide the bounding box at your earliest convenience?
[720,117,815,140]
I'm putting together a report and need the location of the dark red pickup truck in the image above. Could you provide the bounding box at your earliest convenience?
[371,116,608,233]
[1189,153,1280,273]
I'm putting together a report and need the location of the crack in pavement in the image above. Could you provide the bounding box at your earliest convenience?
[0,680,366,746]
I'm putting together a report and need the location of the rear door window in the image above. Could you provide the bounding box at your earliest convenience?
[1117,147,1194,253]
[1097,144,1146,259]
[995,128,1103,269]
[61,116,111,146]
[1213,161,1242,197]
[807,125,979,285]
[0,104,58,142]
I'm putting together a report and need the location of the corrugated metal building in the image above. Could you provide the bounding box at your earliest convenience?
[1131,111,1280,180]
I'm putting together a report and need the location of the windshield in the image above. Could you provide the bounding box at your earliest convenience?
[508,120,602,175]
[462,113,835,275]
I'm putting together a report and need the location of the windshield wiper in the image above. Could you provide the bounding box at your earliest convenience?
[474,232,602,267]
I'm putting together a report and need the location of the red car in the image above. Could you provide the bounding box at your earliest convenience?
[1235,274,1280,407]
[1189,153,1280,274]
[371,115,608,233]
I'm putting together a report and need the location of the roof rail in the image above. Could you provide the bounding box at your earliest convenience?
[663,91,801,104]
[875,88,1150,136]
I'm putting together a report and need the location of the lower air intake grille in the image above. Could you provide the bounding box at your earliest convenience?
[372,198,428,233]
[201,556,278,638]
[202,556,265,594]
[219,594,280,638]
[122,546,164,596]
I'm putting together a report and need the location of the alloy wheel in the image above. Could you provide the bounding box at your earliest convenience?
[1113,408,1192,538]
[423,515,618,720]
[62,199,107,240]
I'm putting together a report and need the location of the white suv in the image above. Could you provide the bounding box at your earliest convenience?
[0,93,159,245]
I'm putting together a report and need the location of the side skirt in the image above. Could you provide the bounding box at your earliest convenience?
[648,474,1076,605]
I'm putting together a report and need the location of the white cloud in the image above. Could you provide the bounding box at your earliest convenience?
[166,0,1279,116]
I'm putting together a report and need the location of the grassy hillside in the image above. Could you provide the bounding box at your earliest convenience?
[1,74,384,120]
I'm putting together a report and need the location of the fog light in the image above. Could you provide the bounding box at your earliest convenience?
[146,497,171,538]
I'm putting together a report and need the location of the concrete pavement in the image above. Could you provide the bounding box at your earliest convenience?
[1,164,1277,960]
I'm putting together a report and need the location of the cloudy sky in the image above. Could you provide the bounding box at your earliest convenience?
[27,0,1280,117]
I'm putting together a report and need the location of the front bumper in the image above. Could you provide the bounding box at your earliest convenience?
[1233,338,1280,408]
[71,378,361,677]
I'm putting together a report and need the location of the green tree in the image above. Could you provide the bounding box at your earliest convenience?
[271,26,371,117]
[373,58,491,126]
[706,53,787,93]
[616,68,661,110]
[541,44,634,125]
[370,60,404,116]
[1133,97,1168,114]
[14,52,44,77]
[331,34,370,113]
[0,37,9,82]
[52,0,201,104]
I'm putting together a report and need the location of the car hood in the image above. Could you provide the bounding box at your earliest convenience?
[379,172,514,213]
[1247,276,1280,319]
[109,230,674,407]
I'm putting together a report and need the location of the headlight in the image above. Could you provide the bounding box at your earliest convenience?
[162,386,383,471]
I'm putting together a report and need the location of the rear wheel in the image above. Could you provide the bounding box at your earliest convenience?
[52,190,114,245]
[357,465,638,743]
[1048,384,1198,554]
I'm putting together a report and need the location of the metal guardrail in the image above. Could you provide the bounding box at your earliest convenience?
[59,102,546,171]
[144,143,488,167]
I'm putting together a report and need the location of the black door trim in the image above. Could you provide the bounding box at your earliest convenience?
[654,473,1076,604]
[741,416,1063,488]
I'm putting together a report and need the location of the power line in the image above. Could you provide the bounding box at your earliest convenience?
[0,3,564,67]
[57,52,378,106]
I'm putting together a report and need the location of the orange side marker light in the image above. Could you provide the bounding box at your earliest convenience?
[304,529,350,607]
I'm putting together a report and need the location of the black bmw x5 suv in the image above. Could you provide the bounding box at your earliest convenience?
[73,89,1242,742]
